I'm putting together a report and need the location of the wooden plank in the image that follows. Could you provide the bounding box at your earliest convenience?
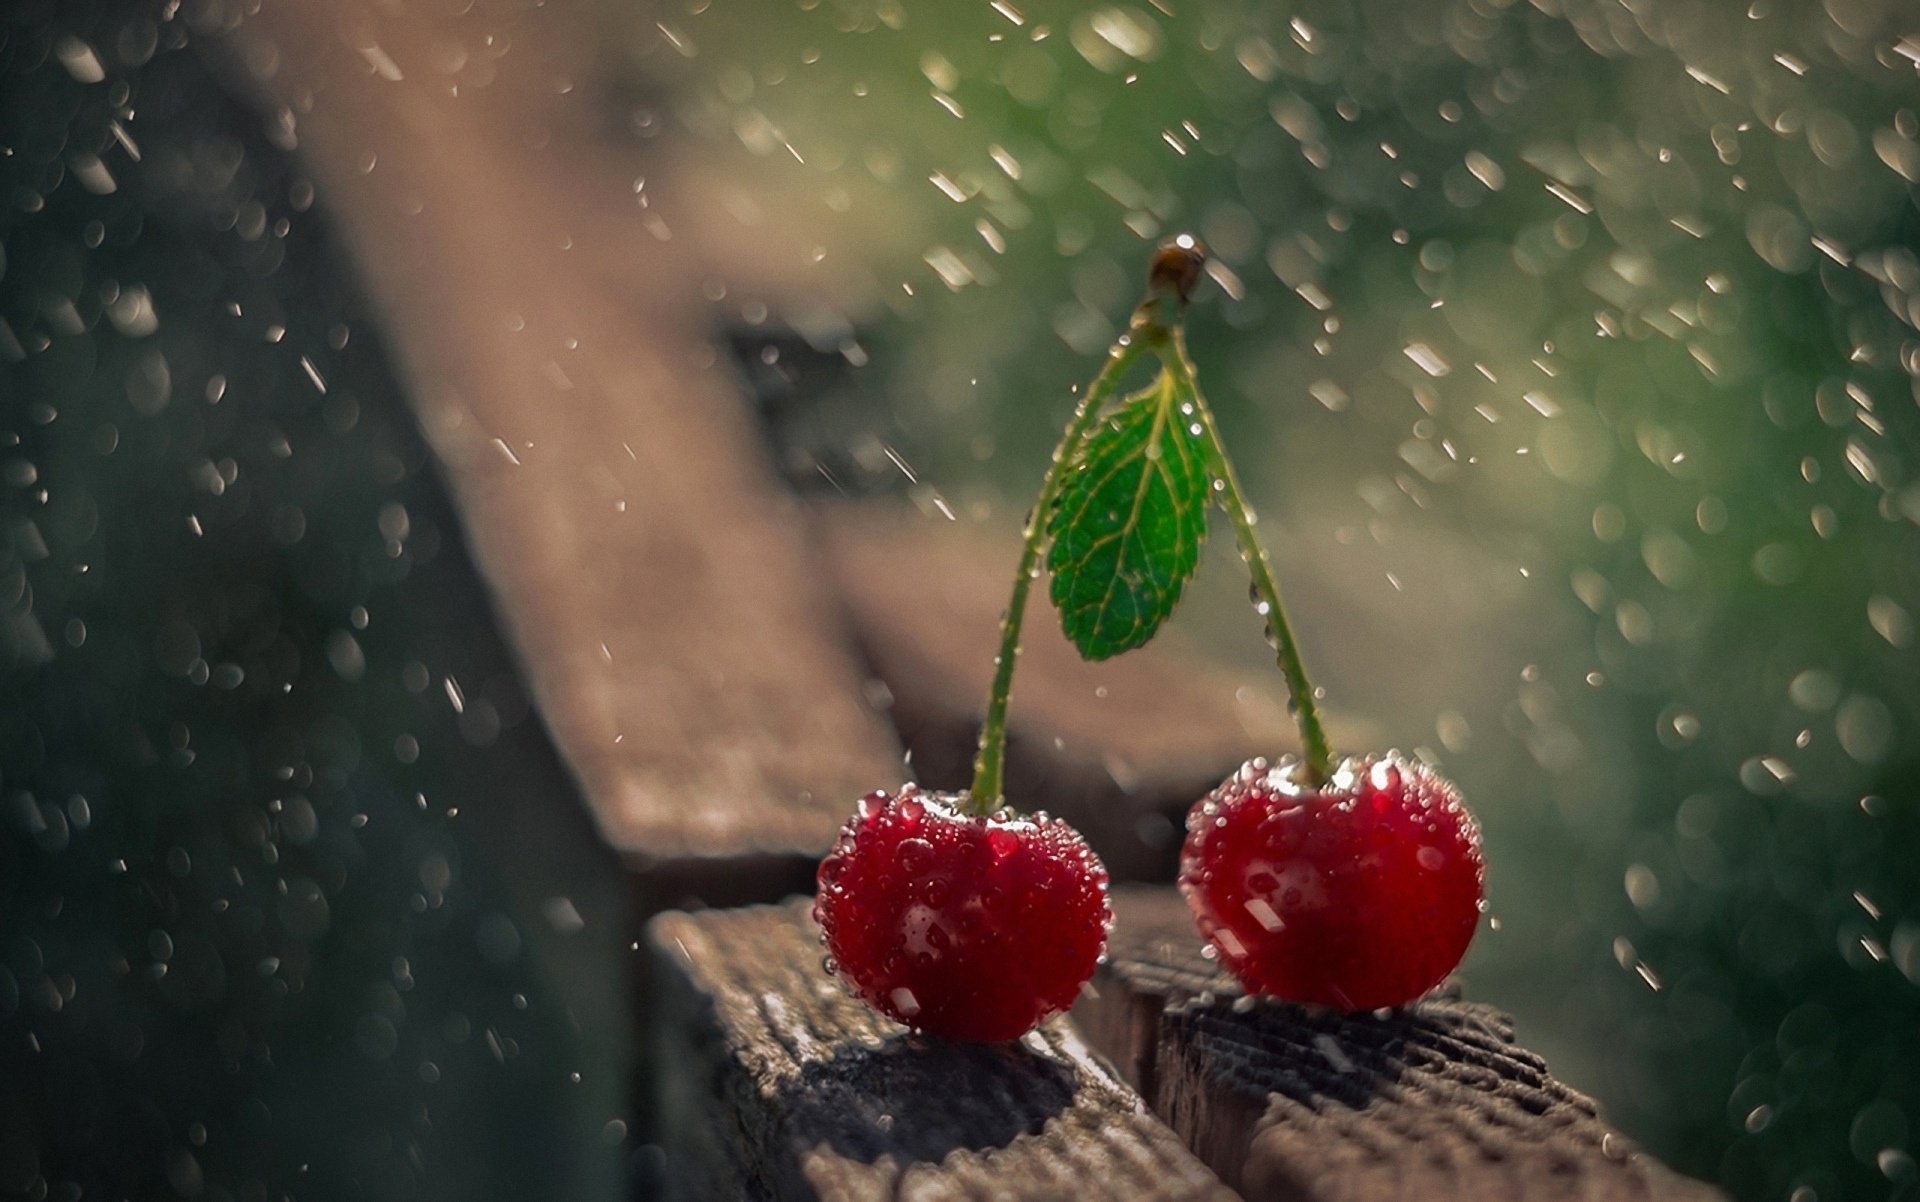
[1075,887,1724,1202]
[813,503,1378,881]
[647,899,1235,1201]
[210,0,904,870]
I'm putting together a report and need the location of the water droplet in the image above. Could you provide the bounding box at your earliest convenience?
[1369,760,1401,793]
[897,837,934,874]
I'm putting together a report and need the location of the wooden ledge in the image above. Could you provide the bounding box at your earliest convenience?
[215,2,906,874]
[1075,887,1724,1201]
[647,899,1233,1201]
[645,892,1721,1201]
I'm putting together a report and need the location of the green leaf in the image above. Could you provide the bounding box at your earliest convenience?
[1046,371,1211,660]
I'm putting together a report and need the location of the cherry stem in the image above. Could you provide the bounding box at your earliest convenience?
[965,304,1171,816]
[1156,325,1334,788]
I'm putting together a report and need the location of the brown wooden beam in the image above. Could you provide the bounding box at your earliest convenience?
[213,0,904,873]
[1077,888,1725,1202]
[647,898,1235,1200]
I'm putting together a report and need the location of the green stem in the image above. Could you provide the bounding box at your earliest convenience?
[965,325,1164,815]
[1157,327,1334,787]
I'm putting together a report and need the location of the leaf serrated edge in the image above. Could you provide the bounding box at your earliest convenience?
[1044,372,1210,660]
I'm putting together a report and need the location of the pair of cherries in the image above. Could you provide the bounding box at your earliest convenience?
[815,753,1485,1043]
[813,238,1485,1042]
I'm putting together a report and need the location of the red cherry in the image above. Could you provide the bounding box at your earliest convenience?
[1178,753,1485,1011]
[814,785,1112,1043]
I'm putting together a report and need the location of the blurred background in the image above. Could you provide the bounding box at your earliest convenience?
[3,0,1918,1200]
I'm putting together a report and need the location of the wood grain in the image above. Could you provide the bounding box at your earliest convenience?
[1076,887,1725,1202]
[647,898,1235,1201]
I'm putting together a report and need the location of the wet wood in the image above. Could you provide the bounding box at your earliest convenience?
[210,1,904,870]
[1075,887,1725,1202]
[647,898,1234,1201]
[813,503,1376,881]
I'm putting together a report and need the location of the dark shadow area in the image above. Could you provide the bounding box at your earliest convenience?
[1625,750,1920,1202]
[771,1032,1080,1165]
[632,853,821,920]
[0,6,630,1200]
[724,324,899,502]
[1164,993,1514,1114]
[1159,992,1595,1194]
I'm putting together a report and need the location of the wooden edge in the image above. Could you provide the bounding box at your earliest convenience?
[646,898,1235,1201]
[1072,887,1725,1202]
[629,850,820,917]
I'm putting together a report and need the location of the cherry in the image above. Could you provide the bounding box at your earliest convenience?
[814,785,1111,1043]
[1178,753,1484,1012]
[809,248,1191,1041]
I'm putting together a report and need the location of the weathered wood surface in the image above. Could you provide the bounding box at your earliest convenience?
[647,899,1234,1201]
[1075,888,1724,1201]
[212,0,904,869]
[813,503,1378,881]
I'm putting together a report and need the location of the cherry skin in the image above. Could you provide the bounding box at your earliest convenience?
[1178,753,1484,1012]
[814,785,1111,1043]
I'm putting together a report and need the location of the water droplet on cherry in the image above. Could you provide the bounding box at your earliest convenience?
[897,837,934,874]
